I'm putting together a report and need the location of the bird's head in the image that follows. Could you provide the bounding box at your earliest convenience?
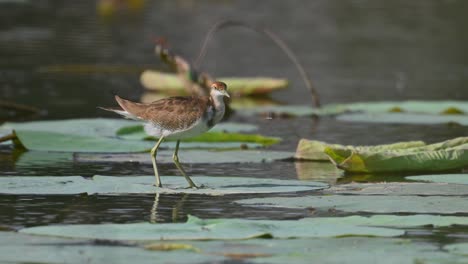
[210,81,230,98]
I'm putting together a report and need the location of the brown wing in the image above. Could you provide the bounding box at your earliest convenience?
[115,95,212,130]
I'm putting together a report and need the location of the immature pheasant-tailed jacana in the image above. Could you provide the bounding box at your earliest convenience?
[101,81,229,188]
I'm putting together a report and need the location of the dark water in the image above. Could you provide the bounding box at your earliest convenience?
[1,0,468,247]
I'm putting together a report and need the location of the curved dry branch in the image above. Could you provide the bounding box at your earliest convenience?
[195,20,321,107]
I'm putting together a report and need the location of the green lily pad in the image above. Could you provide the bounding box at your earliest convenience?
[1,118,138,137]
[19,215,406,240]
[13,130,153,153]
[295,138,425,161]
[140,70,288,95]
[116,122,258,140]
[406,174,468,184]
[239,101,468,118]
[337,113,468,125]
[76,150,293,164]
[326,182,468,196]
[3,119,271,151]
[237,195,468,214]
[19,214,468,241]
[324,137,468,173]
[0,231,224,264]
[3,231,466,264]
[329,100,468,115]
[0,175,327,195]
[116,125,279,146]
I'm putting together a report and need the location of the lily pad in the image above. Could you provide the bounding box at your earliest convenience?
[0,231,224,264]
[337,112,468,125]
[295,138,425,161]
[1,118,138,137]
[76,150,293,164]
[13,130,153,153]
[117,122,258,140]
[19,215,406,240]
[326,182,468,196]
[2,232,466,264]
[140,70,288,96]
[0,175,327,195]
[324,137,468,173]
[12,130,267,152]
[3,119,271,151]
[239,101,468,118]
[237,195,468,214]
[116,125,279,146]
[328,100,468,115]
[406,174,468,185]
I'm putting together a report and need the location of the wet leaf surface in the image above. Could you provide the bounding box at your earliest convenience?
[4,231,468,264]
[0,175,327,195]
[237,195,468,214]
[406,174,468,185]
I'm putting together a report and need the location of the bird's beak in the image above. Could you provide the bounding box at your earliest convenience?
[222,90,230,98]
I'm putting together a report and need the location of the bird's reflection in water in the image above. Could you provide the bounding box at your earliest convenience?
[150,193,190,223]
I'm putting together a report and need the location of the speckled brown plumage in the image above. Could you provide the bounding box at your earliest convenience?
[115,95,214,131]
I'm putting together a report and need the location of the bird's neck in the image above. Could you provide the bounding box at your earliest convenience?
[210,94,226,125]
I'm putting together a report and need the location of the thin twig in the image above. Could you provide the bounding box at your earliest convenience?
[195,20,321,107]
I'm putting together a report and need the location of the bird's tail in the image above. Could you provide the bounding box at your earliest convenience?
[98,106,140,120]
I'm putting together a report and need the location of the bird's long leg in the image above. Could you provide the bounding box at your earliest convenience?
[173,140,198,188]
[151,136,165,187]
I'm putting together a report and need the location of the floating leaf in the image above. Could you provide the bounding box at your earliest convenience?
[337,113,468,126]
[294,139,425,161]
[326,182,468,196]
[13,130,153,153]
[2,119,267,151]
[19,214,468,241]
[328,101,468,115]
[140,70,288,96]
[239,101,468,118]
[0,231,224,264]
[116,124,279,146]
[0,175,327,195]
[237,195,468,214]
[2,231,465,264]
[19,215,406,240]
[1,118,138,137]
[406,174,468,185]
[324,137,468,173]
[76,150,293,164]
[13,129,267,152]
